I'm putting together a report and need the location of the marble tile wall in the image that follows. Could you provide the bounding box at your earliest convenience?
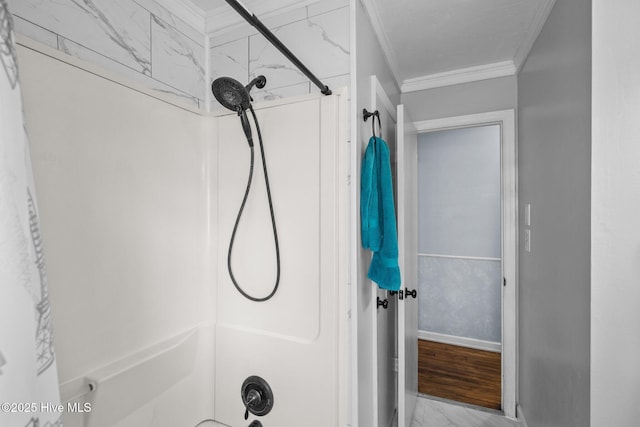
[209,0,350,108]
[8,0,206,108]
[9,0,350,109]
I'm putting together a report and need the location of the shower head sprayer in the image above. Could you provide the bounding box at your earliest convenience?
[211,75,267,112]
[211,76,252,112]
[211,76,268,148]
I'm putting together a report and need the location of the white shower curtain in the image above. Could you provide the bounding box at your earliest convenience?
[0,1,63,426]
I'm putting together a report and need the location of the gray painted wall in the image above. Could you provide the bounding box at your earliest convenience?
[401,76,517,122]
[417,126,502,343]
[418,127,501,258]
[517,0,591,425]
[591,1,640,425]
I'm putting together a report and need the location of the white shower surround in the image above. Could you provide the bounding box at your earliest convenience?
[214,76,348,426]
[18,37,347,427]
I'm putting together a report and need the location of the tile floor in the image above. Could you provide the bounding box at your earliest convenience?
[410,396,521,427]
[205,396,521,427]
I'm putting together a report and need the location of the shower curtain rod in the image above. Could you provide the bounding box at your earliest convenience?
[223,0,332,96]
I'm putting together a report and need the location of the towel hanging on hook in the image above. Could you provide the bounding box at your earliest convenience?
[363,109,382,139]
[360,108,401,291]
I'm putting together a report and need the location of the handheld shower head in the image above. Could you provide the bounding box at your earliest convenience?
[211,76,251,112]
[211,76,268,147]
[211,75,267,111]
[214,74,280,303]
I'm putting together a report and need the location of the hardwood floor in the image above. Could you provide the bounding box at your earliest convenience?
[418,339,501,410]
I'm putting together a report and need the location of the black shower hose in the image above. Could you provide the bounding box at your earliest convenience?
[227,105,280,302]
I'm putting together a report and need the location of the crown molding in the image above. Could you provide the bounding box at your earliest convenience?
[401,60,517,93]
[153,0,206,33]
[359,0,403,88]
[513,0,557,71]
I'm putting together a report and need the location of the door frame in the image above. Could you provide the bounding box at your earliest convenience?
[396,103,419,427]
[413,110,518,419]
[368,75,398,427]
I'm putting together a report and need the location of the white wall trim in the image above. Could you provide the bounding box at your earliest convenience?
[418,253,501,262]
[348,1,359,424]
[369,75,397,427]
[359,0,404,88]
[414,110,512,133]
[513,0,557,71]
[418,330,501,353]
[154,0,207,34]
[401,60,517,93]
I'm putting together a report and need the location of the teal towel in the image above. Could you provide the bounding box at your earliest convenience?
[361,136,401,291]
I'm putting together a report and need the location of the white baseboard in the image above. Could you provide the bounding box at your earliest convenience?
[418,330,501,353]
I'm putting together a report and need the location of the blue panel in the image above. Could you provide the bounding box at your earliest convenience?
[417,125,501,258]
[418,256,502,343]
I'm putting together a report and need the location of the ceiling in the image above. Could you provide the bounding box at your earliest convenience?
[366,0,555,90]
[181,0,556,91]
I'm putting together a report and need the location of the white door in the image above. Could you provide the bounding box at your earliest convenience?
[396,104,419,427]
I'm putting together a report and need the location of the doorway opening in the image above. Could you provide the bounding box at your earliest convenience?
[417,124,502,409]
[412,111,517,417]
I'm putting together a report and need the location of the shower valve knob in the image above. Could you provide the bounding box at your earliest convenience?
[243,389,261,420]
[405,288,417,299]
[377,297,388,309]
[241,376,274,420]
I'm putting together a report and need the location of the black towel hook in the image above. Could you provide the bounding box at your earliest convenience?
[363,108,382,139]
